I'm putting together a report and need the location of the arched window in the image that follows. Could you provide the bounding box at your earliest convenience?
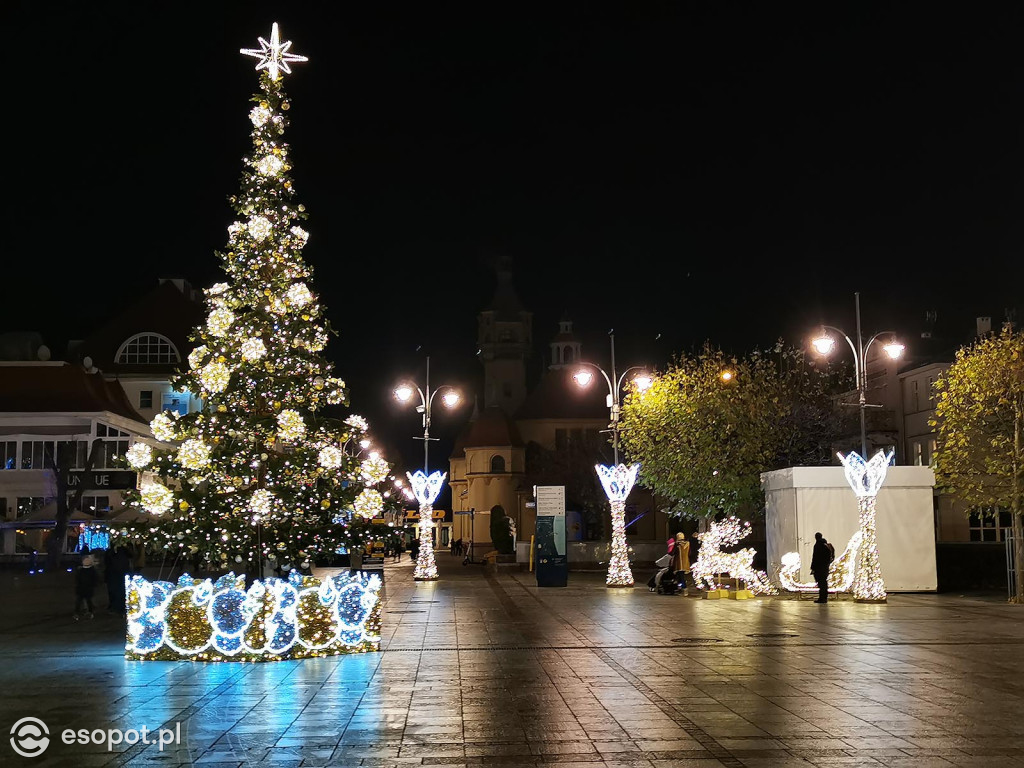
[115,333,180,365]
[564,346,573,363]
[490,455,506,473]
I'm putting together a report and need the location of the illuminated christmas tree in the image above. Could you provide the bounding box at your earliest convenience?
[113,24,388,576]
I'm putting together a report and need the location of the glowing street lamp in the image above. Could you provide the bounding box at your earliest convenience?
[392,356,461,580]
[811,292,905,457]
[572,332,653,587]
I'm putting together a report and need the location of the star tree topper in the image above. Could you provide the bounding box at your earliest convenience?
[241,22,308,81]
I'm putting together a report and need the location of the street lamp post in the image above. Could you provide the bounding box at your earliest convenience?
[811,292,905,457]
[573,332,653,587]
[812,293,904,604]
[394,356,461,581]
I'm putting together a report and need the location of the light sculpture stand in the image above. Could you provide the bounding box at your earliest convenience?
[408,470,446,581]
[839,449,894,603]
[595,463,640,587]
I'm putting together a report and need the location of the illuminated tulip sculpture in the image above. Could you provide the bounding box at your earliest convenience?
[407,469,446,580]
[596,462,640,587]
[838,448,894,603]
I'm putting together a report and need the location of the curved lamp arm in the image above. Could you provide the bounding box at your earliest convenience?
[616,365,648,396]
[820,324,861,389]
[574,360,615,402]
[863,331,899,361]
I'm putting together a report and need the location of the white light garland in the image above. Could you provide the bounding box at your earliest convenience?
[141,483,174,515]
[126,443,153,469]
[247,215,273,242]
[318,445,344,470]
[249,489,274,519]
[344,414,368,433]
[240,337,267,362]
[256,154,284,176]
[838,450,894,603]
[207,308,235,337]
[595,463,640,587]
[359,454,390,486]
[200,361,231,393]
[177,439,212,470]
[188,345,209,370]
[353,489,384,519]
[249,106,272,127]
[276,409,306,442]
[285,283,312,307]
[150,412,178,442]
[289,226,309,245]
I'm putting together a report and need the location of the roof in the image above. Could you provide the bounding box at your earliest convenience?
[454,406,524,451]
[515,368,609,421]
[1,502,96,528]
[72,279,205,373]
[483,269,528,321]
[0,363,148,424]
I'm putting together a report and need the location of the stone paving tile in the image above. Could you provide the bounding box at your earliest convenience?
[4,561,1024,768]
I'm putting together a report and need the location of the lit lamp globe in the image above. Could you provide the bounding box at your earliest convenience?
[441,391,461,408]
[393,384,414,403]
[572,369,594,388]
[883,341,905,360]
[632,372,654,391]
[811,334,835,356]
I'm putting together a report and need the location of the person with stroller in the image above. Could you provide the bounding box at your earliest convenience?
[671,532,692,594]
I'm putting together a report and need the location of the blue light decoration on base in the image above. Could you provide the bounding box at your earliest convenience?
[125,570,382,661]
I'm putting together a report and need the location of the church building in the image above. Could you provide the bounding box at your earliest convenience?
[448,266,669,568]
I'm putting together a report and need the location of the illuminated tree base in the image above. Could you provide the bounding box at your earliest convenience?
[413,503,439,580]
[606,500,635,587]
[125,571,382,662]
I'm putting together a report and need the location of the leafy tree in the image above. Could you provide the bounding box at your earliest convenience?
[619,342,846,524]
[932,326,1024,603]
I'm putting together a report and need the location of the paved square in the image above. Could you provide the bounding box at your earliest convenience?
[2,556,1023,767]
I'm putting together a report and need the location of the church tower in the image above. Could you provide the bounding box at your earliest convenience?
[548,314,582,370]
[477,260,531,415]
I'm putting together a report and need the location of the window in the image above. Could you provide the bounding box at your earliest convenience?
[490,455,506,473]
[81,495,111,514]
[115,333,180,365]
[0,441,15,470]
[911,380,919,412]
[912,442,923,466]
[625,504,640,536]
[564,347,574,363]
[162,392,190,416]
[21,441,56,469]
[16,497,49,519]
[926,377,935,403]
[928,439,937,467]
[969,507,1012,542]
[139,390,153,409]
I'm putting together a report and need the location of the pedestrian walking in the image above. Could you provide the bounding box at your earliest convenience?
[73,555,98,620]
[810,532,835,603]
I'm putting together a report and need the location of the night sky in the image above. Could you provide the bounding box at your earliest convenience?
[5,3,1024,473]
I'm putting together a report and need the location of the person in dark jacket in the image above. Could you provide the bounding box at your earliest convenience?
[810,532,834,603]
[74,555,98,619]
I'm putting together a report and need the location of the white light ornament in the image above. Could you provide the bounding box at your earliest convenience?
[778,531,862,594]
[126,442,153,469]
[240,22,308,82]
[595,463,640,587]
[407,470,446,581]
[838,449,894,603]
[690,516,777,595]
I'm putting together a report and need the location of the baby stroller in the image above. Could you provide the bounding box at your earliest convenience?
[647,554,683,595]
